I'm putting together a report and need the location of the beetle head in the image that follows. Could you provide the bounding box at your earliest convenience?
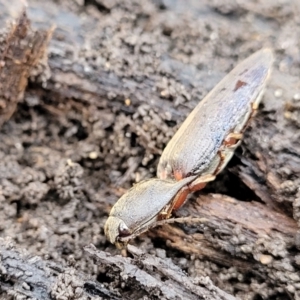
[104,216,131,249]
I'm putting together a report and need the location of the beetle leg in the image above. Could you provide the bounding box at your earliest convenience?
[239,93,263,135]
[158,185,190,219]
[224,132,243,147]
[189,174,216,191]
[218,131,244,170]
[174,174,216,211]
[168,174,216,213]
[169,186,190,212]
[215,133,242,175]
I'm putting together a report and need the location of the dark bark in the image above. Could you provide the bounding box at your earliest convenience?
[152,194,298,295]
[85,244,236,300]
[0,237,119,300]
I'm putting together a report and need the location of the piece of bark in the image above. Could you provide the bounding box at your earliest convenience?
[151,193,299,297]
[233,70,300,217]
[0,237,120,300]
[84,243,236,300]
[0,10,52,127]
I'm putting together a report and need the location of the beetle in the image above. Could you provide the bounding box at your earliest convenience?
[105,48,274,249]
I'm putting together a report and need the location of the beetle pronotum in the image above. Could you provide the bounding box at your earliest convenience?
[105,49,274,249]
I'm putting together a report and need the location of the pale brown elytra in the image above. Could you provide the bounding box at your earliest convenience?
[105,48,274,249]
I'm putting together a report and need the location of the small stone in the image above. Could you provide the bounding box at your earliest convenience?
[284,111,292,119]
[274,89,283,98]
[124,98,131,106]
[286,284,295,293]
[156,248,166,259]
[259,254,273,265]
[89,151,98,159]
[22,282,31,290]
[293,93,300,101]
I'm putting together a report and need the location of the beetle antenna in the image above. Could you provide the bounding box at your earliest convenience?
[120,216,207,244]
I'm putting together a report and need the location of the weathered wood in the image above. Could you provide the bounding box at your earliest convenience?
[85,243,236,300]
[0,237,120,300]
[0,233,236,300]
[151,193,299,298]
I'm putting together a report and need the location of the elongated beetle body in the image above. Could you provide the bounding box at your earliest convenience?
[105,49,274,248]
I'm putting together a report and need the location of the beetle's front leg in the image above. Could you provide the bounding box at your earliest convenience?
[160,174,216,214]
[158,186,190,218]
[188,174,216,192]
[224,132,243,146]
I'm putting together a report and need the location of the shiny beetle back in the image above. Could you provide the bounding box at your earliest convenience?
[157,49,273,181]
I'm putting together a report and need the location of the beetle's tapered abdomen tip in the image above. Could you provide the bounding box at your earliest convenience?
[260,47,273,55]
[253,48,274,65]
[263,48,274,59]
